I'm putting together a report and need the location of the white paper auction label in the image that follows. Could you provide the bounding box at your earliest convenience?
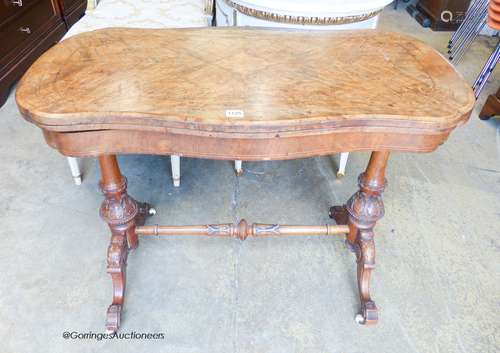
[225,109,245,118]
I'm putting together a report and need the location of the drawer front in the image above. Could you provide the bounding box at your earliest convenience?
[0,0,40,25]
[0,0,58,57]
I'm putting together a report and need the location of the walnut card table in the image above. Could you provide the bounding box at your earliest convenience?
[15,28,474,332]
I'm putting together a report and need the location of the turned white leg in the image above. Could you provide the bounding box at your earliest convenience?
[234,160,243,176]
[337,152,349,178]
[170,155,180,187]
[67,157,82,185]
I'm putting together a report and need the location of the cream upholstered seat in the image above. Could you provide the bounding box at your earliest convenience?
[64,0,212,186]
[66,0,210,35]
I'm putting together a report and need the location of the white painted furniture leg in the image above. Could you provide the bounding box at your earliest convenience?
[337,152,349,178]
[171,155,181,187]
[67,157,82,185]
[234,160,243,176]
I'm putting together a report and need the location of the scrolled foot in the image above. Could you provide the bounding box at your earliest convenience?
[355,300,378,325]
[336,171,345,178]
[105,304,122,333]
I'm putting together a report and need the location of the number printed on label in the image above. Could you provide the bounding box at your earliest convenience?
[225,109,245,118]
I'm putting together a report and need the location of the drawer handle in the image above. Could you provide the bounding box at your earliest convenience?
[19,26,31,34]
[11,0,23,6]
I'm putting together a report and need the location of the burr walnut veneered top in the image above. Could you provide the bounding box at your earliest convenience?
[16,28,474,134]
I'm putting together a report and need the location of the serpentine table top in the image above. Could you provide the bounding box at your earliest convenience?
[16,28,474,332]
[17,28,474,158]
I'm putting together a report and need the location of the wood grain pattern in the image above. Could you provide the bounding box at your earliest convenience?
[17,28,474,139]
[14,28,476,330]
[42,127,453,160]
[135,221,350,240]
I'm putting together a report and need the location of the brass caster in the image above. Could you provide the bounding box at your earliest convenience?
[355,301,378,325]
[355,313,365,325]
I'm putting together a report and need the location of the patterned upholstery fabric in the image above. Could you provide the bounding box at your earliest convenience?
[65,0,210,38]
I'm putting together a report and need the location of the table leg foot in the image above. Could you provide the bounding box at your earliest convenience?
[105,228,128,332]
[98,155,149,332]
[106,304,122,333]
[355,300,378,325]
[353,229,378,325]
[343,151,389,326]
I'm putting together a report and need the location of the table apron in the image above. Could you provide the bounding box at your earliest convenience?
[43,128,451,159]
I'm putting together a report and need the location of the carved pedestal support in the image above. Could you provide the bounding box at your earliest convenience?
[330,151,389,325]
[98,155,154,332]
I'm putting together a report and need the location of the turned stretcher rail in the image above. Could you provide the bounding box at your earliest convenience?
[135,219,349,241]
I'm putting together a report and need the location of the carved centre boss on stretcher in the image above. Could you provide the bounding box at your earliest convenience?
[15,28,474,332]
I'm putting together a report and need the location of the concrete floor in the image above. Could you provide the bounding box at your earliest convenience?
[1,6,499,353]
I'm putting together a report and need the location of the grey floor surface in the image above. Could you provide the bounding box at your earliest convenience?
[0,6,499,353]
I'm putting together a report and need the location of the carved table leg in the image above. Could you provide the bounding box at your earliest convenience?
[331,151,389,325]
[98,155,154,332]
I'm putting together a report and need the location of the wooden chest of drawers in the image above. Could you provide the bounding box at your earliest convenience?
[0,0,86,106]
[416,0,472,31]
[58,0,86,27]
